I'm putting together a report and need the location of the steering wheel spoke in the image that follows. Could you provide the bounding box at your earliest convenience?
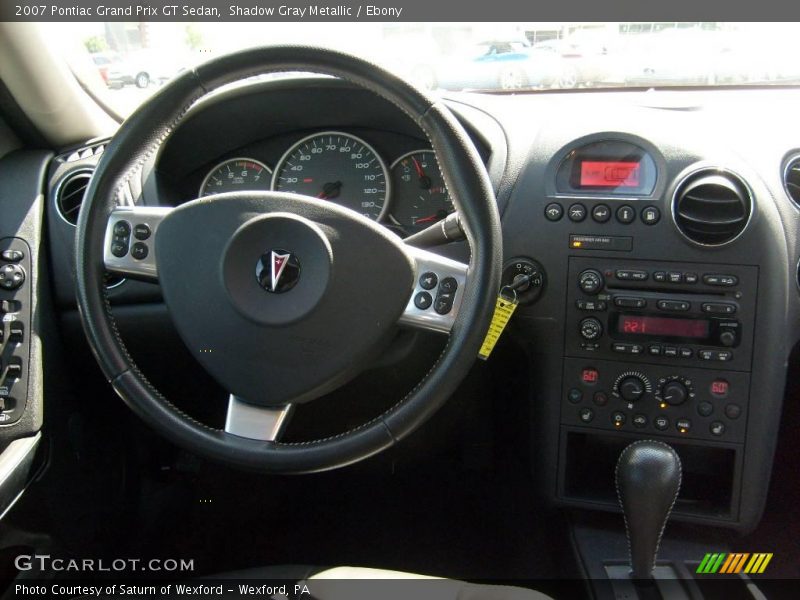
[104,206,172,281]
[224,395,294,442]
[399,245,469,334]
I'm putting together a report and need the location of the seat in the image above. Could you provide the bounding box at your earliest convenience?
[220,566,554,599]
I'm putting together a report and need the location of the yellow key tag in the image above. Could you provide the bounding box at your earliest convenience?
[478,291,518,360]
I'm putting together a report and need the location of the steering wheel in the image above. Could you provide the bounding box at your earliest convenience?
[75,46,502,473]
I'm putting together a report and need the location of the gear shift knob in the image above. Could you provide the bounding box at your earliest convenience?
[616,440,682,580]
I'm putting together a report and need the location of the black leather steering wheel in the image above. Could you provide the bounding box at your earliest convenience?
[75,46,502,473]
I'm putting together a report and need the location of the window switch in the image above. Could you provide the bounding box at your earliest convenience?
[5,363,21,380]
[8,323,23,343]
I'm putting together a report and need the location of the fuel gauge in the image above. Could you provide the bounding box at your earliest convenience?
[389,150,453,233]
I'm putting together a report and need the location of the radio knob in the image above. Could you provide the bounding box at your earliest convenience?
[619,376,646,402]
[719,330,736,347]
[578,269,604,295]
[579,317,603,340]
[661,381,689,406]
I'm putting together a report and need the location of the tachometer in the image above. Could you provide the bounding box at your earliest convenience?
[389,150,453,233]
[271,131,389,220]
[199,158,272,197]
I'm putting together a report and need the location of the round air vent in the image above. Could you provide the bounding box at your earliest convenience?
[672,169,752,246]
[783,154,800,206]
[56,170,93,225]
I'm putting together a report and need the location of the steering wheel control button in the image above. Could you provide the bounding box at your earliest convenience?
[568,203,587,222]
[255,249,301,294]
[654,416,670,431]
[110,220,131,257]
[131,242,149,261]
[641,206,661,225]
[568,388,583,404]
[419,272,438,290]
[0,264,25,290]
[577,269,604,294]
[591,204,611,223]
[632,414,648,428]
[579,408,595,423]
[710,421,726,436]
[0,249,23,262]
[544,203,563,221]
[434,293,455,315]
[616,205,635,224]
[133,223,152,240]
[414,291,433,310]
[438,277,458,295]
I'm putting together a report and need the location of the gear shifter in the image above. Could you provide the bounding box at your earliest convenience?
[616,440,682,580]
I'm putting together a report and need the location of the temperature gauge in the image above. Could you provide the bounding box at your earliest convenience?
[389,150,453,233]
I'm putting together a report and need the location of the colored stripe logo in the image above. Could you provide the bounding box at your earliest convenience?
[696,553,773,574]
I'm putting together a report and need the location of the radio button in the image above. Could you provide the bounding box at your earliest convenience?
[703,274,739,287]
[716,350,733,361]
[648,345,662,356]
[612,343,643,354]
[684,273,699,284]
[614,296,647,308]
[719,330,736,347]
[663,346,679,357]
[657,299,690,312]
[668,272,683,283]
[576,299,607,311]
[679,347,694,358]
[653,271,667,282]
[701,302,737,315]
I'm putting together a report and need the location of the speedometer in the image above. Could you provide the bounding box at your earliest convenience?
[271,131,390,220]
[199,158,272,197]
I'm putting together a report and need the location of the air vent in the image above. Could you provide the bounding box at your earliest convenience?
[784,155,800,205]
[56,170,93,225]
[672,170,752,246]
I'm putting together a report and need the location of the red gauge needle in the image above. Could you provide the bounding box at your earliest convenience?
[414,210,448,225]
[317,181,343,200]
[411,156,425,178]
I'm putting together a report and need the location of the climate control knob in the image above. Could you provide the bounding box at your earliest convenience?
[619,376,646,402]
[656,376,695,407]
[579,317,603,340]
[661,381,688,406]
[578,269,604,295]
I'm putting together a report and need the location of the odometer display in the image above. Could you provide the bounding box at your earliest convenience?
[199,158,272,197]
[271,131,389,220]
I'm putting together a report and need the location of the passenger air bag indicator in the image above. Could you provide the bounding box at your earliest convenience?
[569,235,633,252]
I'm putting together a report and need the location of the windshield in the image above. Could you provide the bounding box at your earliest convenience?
[51,22,800,116]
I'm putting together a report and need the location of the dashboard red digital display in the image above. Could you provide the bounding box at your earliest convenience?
[618,315,709,339]
[580,160,641,188]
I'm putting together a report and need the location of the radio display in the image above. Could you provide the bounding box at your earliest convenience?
[617,315,710,339]
[579,160,641,188]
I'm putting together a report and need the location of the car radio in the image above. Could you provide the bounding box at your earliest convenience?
[565,257,757,372]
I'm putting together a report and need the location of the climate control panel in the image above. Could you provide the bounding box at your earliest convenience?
[561,357,748,443]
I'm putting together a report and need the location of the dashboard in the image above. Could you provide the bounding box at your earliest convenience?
[26,79,800,535]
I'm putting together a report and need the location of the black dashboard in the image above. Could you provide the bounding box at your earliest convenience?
[11,79,800,534]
